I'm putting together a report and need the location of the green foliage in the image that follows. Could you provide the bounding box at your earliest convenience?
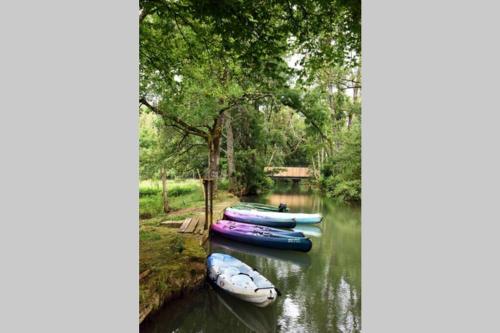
[139,196,163,219]
[139,180,199,197]
[140,190,206,219]
[168,185,196,197]
[234,149,274,195]
[228,106,275,195]
[139,179,204,219]
[320,122,361,203]
[139,187,161,197]
[217,178,229,191]
[139,0,362,198]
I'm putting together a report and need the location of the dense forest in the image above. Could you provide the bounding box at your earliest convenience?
[139,0,361,208]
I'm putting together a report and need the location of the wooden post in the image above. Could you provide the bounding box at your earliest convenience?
[203,179,209,230]
[203,178,214,231]
[209,179,214,227]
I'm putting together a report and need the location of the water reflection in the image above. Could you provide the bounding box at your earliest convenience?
[278,296,307,332]
[213,287,278,333]
[247,192,324,214]
[141,191,361,333]
[292,225,322,238]
[210,235,312,269]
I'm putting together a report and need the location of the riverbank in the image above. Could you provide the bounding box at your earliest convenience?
[139,180,238,323]
[140,191,361,333]
[139,226,205,323]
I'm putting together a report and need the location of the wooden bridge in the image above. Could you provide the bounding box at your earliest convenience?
[265,167,312,181]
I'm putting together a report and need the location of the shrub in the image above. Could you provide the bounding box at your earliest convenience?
[331,179,361,202]
[168,185,195,197]
[139,187,161,197]
[218,178,229,191]
[320,123,361,203]
[140,195,163,218]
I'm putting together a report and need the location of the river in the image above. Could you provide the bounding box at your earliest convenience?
[141,187,361,333]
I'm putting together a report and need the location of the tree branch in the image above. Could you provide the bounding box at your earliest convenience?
[140,97,208,138]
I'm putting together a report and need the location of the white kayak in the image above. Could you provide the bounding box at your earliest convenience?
[224,206,322,224]
[207,253,279,307]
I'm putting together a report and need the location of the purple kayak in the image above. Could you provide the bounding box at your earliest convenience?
[211,220,312,252]
[215,220,305,238]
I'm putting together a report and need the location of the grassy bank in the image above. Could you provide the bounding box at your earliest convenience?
[139,226,206,323]
[139,178,237,323]
[140,178,230,219]
[140,179,202,219]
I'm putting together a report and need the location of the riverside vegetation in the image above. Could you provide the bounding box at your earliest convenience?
[139,0,361,325]
[139,179,238,322]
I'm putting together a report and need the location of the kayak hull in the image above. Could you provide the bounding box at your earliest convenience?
[232,202,289,212]
[211,221,312,252]
[207,253,278,307]
[224,207,322,225]
[216,220,305,237]
[223,210,296,228]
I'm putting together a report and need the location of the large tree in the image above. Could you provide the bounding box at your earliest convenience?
[139,2,291,189]
[139,0,361,194]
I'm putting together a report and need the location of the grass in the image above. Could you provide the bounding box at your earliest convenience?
[140,179,201,193]
[139,178,232,220]
[139,225,206,321]
[139,179,205,219]
[139,178,240,322]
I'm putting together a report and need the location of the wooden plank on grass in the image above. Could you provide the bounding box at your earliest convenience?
[195,215,206,234]
[160,221,184,228]
[178,218,192,233]
[184,217,199,233]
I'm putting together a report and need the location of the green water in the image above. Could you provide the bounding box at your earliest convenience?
[141,189,361,333]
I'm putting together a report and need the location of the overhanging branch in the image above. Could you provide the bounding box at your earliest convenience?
[140,97,208,138]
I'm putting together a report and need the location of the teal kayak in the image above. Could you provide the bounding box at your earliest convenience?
[224,207,322,225]
[232,202,289,212]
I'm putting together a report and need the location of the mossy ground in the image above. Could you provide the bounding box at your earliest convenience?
[139,226,206,322]
[139,181,239,323]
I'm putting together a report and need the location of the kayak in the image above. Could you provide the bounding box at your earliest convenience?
[224,208,296,228]
[211,235,312,269]
[207,253,280,307]
[224,207,322,225]
[232,202,289,212]
[216,220,305,238]
[211,220,313,252]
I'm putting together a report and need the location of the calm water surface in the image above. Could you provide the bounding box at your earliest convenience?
[141,188,361,333]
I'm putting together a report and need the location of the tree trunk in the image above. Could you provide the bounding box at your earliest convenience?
[207,112,225,194]
[349,86,359,129]
[160,166,169,213]
[327,83,341,152]
[225,111,235,192]
[212,134,222,193]
[349,68,361,129]
[207,137,221,194]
